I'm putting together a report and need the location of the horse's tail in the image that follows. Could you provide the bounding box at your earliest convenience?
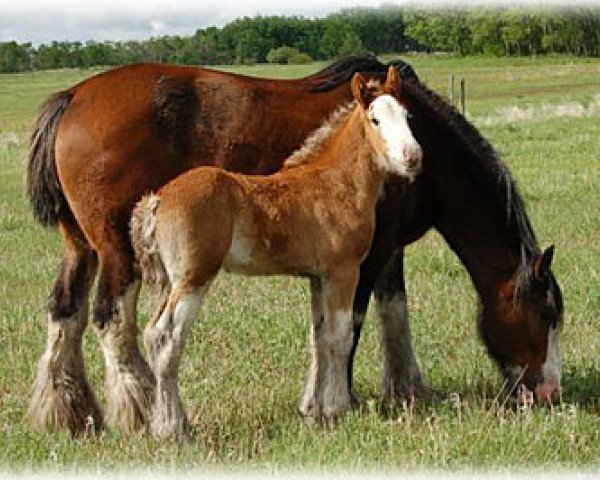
[130,193,171,318]
[26,90,74,227]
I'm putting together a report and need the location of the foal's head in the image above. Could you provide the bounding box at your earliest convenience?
[351,66,422,181]
[480,245,563,403]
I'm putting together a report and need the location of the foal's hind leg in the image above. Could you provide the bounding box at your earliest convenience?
[144,282,211,441]
[28,220,103,434]
[92,235,155,433]
[374,248,441,405]
[299,276,327,419]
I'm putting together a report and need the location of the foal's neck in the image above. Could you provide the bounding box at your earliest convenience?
[321,109,387,207]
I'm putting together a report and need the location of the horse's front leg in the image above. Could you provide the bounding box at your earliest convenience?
[144,281,210,441]
[320,265,359,419]
[374,248,441,404]
[92,239,156,433]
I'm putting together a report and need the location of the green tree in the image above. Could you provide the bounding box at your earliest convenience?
[467,9,506,55]
[266,46,300,64]
[338,30,364,56]
[320,19,364,58]
[0,41,31,72]
[405,9,470,54]
[501,9,543,55]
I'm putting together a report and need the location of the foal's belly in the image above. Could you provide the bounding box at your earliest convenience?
[221,225,313,276]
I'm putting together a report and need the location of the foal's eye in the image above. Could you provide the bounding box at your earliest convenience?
[371,117,379,126]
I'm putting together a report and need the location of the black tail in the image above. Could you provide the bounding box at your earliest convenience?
[26,90,73,227]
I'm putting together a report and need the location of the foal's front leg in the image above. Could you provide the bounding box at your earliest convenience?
[144,282,210,441]
[320,266,359,419]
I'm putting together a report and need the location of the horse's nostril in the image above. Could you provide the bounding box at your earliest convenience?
[535,381,561,404]
[404,144,423,166]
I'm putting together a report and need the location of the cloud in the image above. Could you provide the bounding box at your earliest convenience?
[0,0,388,45]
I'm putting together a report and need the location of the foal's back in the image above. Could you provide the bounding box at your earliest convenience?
[153,151,376,280]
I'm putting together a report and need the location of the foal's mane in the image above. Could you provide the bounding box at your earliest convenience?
[284,101,355,168]
[402,77,540,260]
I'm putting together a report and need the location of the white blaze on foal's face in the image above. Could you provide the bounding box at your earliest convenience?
[367,95,422,181]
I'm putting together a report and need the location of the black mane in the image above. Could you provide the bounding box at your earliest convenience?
[310,54,538,261]
[309,53,418,92]
[401,76,540,261]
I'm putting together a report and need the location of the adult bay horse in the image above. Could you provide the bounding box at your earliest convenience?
[26,54,563,435]
[132,69,422,439]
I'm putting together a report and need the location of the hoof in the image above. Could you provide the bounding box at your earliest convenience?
[104,356,156,433]
[149,406,190,442]
[382,380,446,408]
[28,370,103,436]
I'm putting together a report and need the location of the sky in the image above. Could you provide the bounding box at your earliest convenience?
[1,0,596,45]
[0,0,391,45]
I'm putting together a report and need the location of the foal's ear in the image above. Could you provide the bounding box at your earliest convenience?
[384,65,401,94]
[533,245,555,283]
[351,73,369,107]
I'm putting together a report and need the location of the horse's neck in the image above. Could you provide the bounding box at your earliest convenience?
[431,149,528,300]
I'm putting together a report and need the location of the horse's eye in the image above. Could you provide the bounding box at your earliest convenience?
[371,117,379,126]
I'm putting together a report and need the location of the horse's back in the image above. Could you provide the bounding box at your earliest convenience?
[53,63,350,238]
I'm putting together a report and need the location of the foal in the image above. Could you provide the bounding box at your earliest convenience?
[130,67,422,440]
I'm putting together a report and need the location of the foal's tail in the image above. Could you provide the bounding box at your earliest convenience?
[130,194,171,318]
[26,90,73,227]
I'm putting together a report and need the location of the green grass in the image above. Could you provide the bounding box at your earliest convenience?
[1,55,600,470]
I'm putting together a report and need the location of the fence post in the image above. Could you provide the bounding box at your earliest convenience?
[449,74,455,107]
[460,77,466,115]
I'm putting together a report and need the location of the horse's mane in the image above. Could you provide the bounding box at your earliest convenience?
[284,101,356,169]
[308,53,418,92]
[305,55,538,261]
[402,77,540,260]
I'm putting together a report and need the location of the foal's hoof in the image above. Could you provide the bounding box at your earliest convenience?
[298,402,323,426]
[149,418,191,443]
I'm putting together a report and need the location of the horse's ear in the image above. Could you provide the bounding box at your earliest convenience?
[533,245,555,283]
[351,73,369,107]
[384,65,401,94]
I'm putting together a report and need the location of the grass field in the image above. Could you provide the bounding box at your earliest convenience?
[1,55,599,471]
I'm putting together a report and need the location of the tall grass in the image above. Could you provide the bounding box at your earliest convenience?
[0,55,599,469]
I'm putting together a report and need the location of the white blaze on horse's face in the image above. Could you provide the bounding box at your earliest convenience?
[367,94,422,181]
[536,325,561,402]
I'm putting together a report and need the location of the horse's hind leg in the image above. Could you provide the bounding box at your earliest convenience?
[374,248,441,404]
[28,220,103,434]
[92,234,155,433]
[144,281,211,441]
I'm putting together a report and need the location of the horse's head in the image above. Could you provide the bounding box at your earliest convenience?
[480,245,563,403]
[351,66,422,181]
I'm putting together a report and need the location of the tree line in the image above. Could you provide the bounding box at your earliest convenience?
[1,6,600,73]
